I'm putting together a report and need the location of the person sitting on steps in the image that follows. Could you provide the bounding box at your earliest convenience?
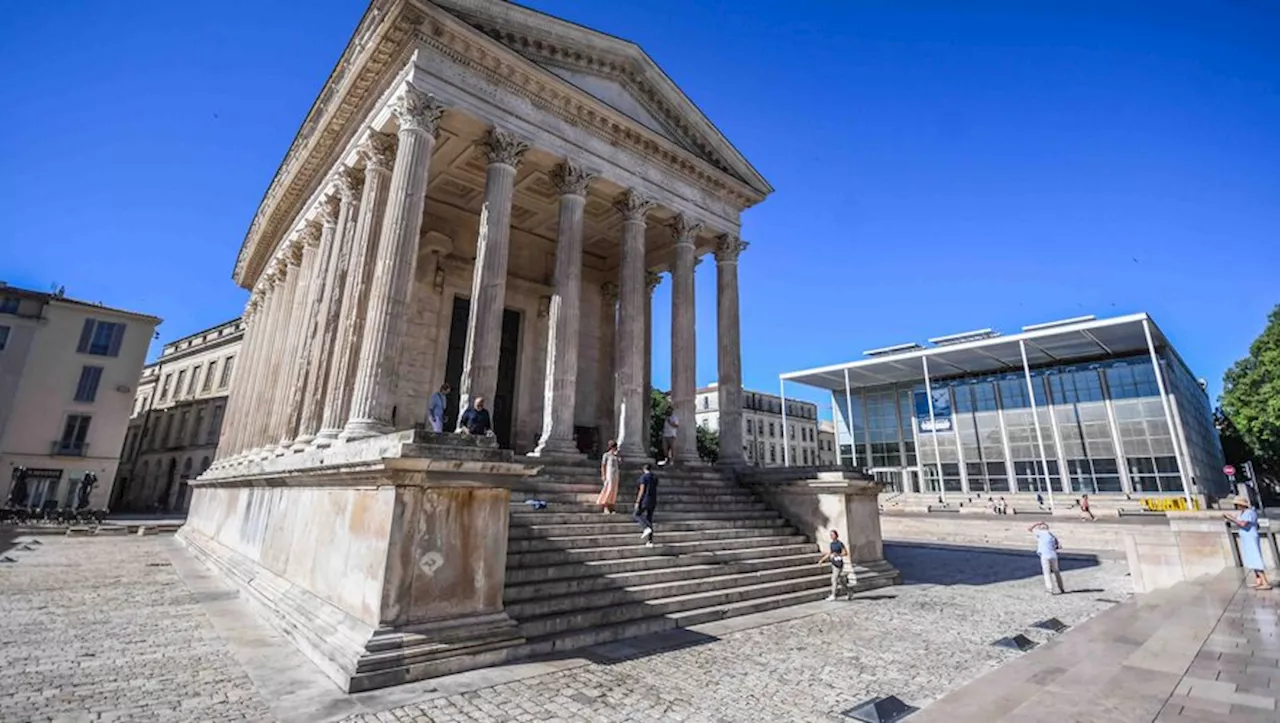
[458,396,492,437]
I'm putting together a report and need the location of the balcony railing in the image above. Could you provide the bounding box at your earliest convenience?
[50,440,89,457]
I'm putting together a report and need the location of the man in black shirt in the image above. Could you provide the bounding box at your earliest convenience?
[633,464,659,547]
[817,529,849,601]
[459,397,492,437]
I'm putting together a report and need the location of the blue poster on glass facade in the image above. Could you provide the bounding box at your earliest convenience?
[914,388,953,433]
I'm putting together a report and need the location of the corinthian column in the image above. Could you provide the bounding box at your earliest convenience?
[670,215,702,463]
[214,293,260,463]
[715,234,749,467]
[268,236,310,455]
[531,160,595,457]
[298,169,361,449]
[614,189,655,460]
[286,200,339,451]
[456,127,529,427]
[249,255,299,457]
[343,89,445,440]
[315,131,395,446]
[229,279,277,462]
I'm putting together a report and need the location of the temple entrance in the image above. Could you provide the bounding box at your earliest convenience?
[443,296,520,449]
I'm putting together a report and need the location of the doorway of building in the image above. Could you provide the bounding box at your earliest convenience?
[443,297,520,449]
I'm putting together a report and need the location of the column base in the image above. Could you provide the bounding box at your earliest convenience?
[528,437,583,459]
[339,419,392,443]
[291,435,315,453]
[312,429,340,448]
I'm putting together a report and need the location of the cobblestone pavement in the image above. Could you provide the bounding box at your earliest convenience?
[0,534,273,723]
[338,546,1132,723]
[0,535,1131,723]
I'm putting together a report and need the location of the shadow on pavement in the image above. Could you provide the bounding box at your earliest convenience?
[580,627,720,665]
[885,542,1101,586]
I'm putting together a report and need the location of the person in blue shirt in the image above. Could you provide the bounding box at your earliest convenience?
[1029,521,1065,595]
[1225,495,1271,590]
[633,464,659,547]
[818,530,849,601]
[427,383,450,433]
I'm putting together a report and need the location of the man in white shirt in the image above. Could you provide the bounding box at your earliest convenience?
[661,410,679,466]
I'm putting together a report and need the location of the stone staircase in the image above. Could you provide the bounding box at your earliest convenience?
[502,462,898,659]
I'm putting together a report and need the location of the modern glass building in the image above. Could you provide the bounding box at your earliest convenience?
[779,314,1228,500]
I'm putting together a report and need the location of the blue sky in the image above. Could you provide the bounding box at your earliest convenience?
[2,1,1277,419]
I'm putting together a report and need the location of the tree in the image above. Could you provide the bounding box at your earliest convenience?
[649,388,672,461]
[1221,304,1280,471]
[696,425,719,464]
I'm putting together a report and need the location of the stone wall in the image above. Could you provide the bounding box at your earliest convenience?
[880,513,1172,556]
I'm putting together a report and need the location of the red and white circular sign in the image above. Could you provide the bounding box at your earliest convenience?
[1224,465,1236,477]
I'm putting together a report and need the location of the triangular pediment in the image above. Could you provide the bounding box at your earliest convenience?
[427,0,772,198]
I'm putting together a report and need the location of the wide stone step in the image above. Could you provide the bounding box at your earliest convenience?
[502,552,820,602]
[507,524,799,553]
[508,517,789,539]
[509,509,782,526]
[506,534,810,568]
[505,563,823,619]
[504,543,818,584]
[515,573,831,639]
[508,499,771,515]
[509,490,759,505]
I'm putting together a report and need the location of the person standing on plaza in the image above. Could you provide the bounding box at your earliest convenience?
[660,407,679,466]
[633,463,659,546]
[1225,495,1272,590]
[597,439,621,514]
[458,396,492,437]
[817,530,849,601]
[427,383,450,433]
[1029,521,1065,594]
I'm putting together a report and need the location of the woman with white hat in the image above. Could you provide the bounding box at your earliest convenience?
[1225,495,1271,590]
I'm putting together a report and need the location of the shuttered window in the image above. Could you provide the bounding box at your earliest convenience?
[74,366,104,402]
[76,319,127,357]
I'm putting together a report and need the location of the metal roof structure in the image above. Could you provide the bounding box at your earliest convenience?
[781,313,1176,392]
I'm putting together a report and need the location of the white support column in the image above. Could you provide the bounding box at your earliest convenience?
[1102,391,1133,494]
[780,379,790,467]
[995,388,1016,494]
[669,215,701,464]
[922,356,945,501]
[1019,340,1056,511]
[842,369,857,469]
[951,388,969,493]
[714,235,748,467]
[613,189,655,460]
[1143,318,1195,508]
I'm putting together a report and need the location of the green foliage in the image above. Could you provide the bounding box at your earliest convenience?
[1221,304,1280,471]
[696,425,719,464]
[649,388,672,461]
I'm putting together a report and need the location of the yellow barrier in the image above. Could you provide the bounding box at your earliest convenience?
[1140,497,1201,512]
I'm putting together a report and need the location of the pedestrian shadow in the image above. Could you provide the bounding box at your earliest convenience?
[885,542,1101,586]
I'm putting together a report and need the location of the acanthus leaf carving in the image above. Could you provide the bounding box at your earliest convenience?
[550,159,596,196]
[669,214,703,245]
[714,234,748,264]
[360,130,398,171]
[335,165,365,203]
[481,127,530,167]
[614,188,655,222]
[393,87,446,135]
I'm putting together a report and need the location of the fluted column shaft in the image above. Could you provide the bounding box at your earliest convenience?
[671,217,701,462]
[614,190,655,459]
[597,283,618,441]
[643,271,660,456]
[315,132,396,445]
[256,254,301,456]
[271,234,316,452]
[344,90,444,439]
[298,172,361,448]
[228,286,276,460]
[457,127,529,423]
[214,298,260,462]
[715,235,748,466]
[532,161,595,456]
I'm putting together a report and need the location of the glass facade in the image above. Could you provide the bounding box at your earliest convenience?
[834,353,1228,497]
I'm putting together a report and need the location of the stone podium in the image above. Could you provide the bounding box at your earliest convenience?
[179,431,532,692]
[741,469,902,589]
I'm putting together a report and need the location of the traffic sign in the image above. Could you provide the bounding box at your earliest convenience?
[1224,464,1236,477]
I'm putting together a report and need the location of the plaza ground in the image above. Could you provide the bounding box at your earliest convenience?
[2,533,1132,723]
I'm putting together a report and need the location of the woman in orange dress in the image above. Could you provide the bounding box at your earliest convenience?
[597,439,620,513]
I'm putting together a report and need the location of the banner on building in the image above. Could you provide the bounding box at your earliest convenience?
[914,389,953,433]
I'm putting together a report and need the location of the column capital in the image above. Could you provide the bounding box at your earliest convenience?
[335,165,364,202]
[360,130,398,171]
[319,195,341,226]
[550,159,596,196]
[669,214,703,246]
[601,281,619,303]
[482,127,530,167]
[714,234,749,264]
[298,222,322,252]
[392,87,445,135]
[615,189,655,222]
[646,270,663,294]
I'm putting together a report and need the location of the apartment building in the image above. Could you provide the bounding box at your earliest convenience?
[1,283,160,509]
[112,318,243,513]
[695,384,822,467]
